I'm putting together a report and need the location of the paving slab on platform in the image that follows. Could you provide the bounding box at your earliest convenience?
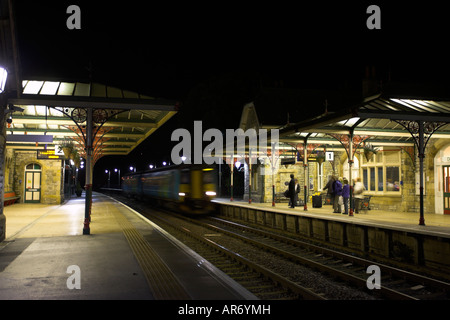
[0,233,153,300]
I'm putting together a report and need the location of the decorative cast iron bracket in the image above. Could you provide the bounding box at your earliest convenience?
[328,133,370,162]
[50,106,126,145]
[394,120,446,157]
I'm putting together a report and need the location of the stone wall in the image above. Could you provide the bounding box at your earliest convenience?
[8,150,63,204]
[238,139,450,214]
[252,151,344,203]
[217,202,450,278]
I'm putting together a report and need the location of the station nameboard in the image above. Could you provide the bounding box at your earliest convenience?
[37,149,65,160]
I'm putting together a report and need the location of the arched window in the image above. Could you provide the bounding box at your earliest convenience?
[26,163,41,170]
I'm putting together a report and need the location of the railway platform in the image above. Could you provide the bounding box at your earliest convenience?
[214,198,450,236]
[0,192,257,300]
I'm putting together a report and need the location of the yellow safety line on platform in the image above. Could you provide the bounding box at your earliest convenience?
[112,210,190,300]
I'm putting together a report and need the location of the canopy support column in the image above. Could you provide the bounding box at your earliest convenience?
[303,137,308,211]
[418,121,425,225]
[395,120,446,226]
[83,108,93,235]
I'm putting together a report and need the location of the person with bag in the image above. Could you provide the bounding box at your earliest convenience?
[333,178,343,213]
[323,175,336,212]
[353,177,366,213]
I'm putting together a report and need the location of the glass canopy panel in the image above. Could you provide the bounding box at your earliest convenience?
[106,86,123,98]
[34,105,47,116]
[40,81,60,95]
[23,81,44,94]
[91,83,106,97]
[74,82,90,96]
[57,82,75,96]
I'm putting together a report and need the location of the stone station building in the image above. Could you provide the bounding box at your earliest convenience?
[231,89,450,220]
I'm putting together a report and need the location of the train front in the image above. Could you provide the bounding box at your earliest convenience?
[178,165,217,214]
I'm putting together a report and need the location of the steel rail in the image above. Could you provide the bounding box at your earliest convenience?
[201,218,416,300]
[210,217,450,293]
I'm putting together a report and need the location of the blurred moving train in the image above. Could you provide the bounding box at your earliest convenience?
[122,164,217,215]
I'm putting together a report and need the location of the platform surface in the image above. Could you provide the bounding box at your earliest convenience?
[0,193,256,300]
[214,198,450,237]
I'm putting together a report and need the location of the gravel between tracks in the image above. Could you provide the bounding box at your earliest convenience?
[170,217,378,300]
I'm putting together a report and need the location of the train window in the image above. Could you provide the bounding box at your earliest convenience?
[181,170,190,184]
[203,169,214,184]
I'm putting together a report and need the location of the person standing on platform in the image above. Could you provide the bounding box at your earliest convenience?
[353,177,366,213]
[288,174,296,208]
[323,175,336,212]
[333,177,343,213]
[342,178,350,214]
[294,179,300,207]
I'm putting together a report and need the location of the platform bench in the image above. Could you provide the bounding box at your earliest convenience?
[4,191,20,206]
[275,192,290,203]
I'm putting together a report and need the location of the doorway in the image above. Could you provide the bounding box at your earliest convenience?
[24,163,41,203]
[443,165,450,215]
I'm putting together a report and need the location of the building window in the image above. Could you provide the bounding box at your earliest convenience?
[360,148,401,194]
[317,162,323,191]
[26,163,41,170]
[386,166,400,191]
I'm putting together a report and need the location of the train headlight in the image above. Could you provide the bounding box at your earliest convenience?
[205,191,216,196]
[178,192,186,197]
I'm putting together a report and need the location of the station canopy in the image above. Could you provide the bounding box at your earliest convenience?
[277,92,450,149]
[6,80,178,157]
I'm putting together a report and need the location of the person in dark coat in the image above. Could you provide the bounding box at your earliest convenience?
[333,178,343,213]
[323,175,336,211]
[342,178,350,214]
[288,174,296,208]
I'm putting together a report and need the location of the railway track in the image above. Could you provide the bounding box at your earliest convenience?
[201,216,450,300]
[142,209,323,300]
[107,193,450,300]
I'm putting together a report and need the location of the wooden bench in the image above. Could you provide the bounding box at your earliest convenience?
[4,191,20,206]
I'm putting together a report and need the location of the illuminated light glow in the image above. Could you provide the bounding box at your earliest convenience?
[205,191,216,196]
[23,80,44,94]
[178,192,186,196]
[0,66,7,93]
[235,161,241,168]
[40,81,60,95]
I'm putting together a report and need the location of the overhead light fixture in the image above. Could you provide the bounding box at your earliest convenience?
[0,66,7,94]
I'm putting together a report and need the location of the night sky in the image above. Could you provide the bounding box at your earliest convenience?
[12,1,450,186]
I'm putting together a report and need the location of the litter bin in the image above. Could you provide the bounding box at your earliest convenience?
[312,195,322,208]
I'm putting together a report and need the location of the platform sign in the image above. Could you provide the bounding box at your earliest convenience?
[325,151,334,161]
[37,149,64,160]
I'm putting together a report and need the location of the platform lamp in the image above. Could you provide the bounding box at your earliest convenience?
[114,168,121,188]
[0,66,7,94]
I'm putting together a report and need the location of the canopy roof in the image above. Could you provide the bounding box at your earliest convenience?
[278,93,450,148]
[6,80,178,156]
